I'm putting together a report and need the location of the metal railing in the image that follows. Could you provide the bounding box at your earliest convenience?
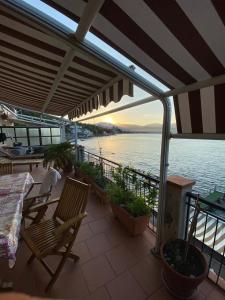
[78,148,160,233]
[185,193,225,290]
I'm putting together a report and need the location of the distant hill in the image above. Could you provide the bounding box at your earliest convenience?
[97,122,177,133]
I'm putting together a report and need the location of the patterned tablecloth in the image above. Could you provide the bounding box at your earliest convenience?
[0,172,34,268]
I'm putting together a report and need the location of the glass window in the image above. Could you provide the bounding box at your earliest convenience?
[42,137,51,145]
[15,128,27,137]
[41,128,50,136]
[52,136,61,144]
[2,127,15,138]
[51,127,60,136]
[30,137,41,146]
[16,138,28,146]
[29,128,39,136]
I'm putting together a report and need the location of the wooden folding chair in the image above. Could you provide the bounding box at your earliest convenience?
[0,163,13,175]
[21,177,90,293]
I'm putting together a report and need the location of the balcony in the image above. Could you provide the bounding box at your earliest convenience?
[0,165,224,300]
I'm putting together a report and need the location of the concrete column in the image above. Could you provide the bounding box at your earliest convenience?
[162,175,195,244]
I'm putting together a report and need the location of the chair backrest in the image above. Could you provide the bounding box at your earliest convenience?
[54,177,89,223]
[0,163,13,176]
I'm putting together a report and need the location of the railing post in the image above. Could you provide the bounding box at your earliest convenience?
[162,175,195,243]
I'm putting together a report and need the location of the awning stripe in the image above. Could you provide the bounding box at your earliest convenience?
[177,0,225,69]
[1,6,130,116]
[215,83,225,133]
[73,56,117,78]
[0,79,48,97]
[188,90,203,134]
[173,95,182,133]
[0,49,57,75]
[61,77,100,90]
[178,93,192,134]
[0,70,52,89]
[0,65,53,86]
[0,58,55,80]
[145,0,225,77]
[0,72,50,92]
[67,66,108,84]
[213,0,225,26]
[174,83,225,134]
[200,86,216,134]
[99,1,194,85]
[0,23,66,57]
[0,39,61,67]
[58,83,95,94]
[43,0,225,91]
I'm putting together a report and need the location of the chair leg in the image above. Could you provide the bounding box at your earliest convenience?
[45,255,68,293]
[67,253,80,262]
[27,254,35,265]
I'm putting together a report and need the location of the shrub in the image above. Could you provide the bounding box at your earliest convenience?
[106,166,157,217]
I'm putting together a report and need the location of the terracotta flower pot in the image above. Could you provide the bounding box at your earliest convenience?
[160,239,208,299]
[110,203,149,236]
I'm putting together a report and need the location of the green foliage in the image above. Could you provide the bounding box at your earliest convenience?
[106,166,157,217]
[79,161,108,188]
[44,142,75,171]
[126,196,151,217]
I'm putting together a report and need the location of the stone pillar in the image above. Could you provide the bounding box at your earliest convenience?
[162,175,195,244]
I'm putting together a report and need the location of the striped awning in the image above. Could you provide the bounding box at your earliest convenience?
[42,0,225,134]
[174,83,225,134]
[68,78,133,119]
[0,4,133,117]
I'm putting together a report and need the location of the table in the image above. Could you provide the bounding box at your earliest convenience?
[0,157,44,172]
[0,172,34,268]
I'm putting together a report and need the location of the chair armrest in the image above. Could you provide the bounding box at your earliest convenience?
[24,192,51,202]
[28,197,60,213]
[54,212,87,236]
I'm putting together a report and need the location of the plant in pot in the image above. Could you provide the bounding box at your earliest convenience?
[160,197,208,299]
[106,167,157,235]
[77,161,109,203]
[44,142,75,172]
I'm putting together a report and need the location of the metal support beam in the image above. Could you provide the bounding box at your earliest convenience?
[42,48,75,113]
[164,74,225,98]
[171,133,225,140]
[154,97,172,254]
[0,101,71,125]
[76,95,159,122]
[75,0,105,41]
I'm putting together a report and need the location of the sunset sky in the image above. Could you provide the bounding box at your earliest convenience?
[23,0,176,126]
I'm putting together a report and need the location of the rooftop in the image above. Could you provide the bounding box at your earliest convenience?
[0,165,224,300]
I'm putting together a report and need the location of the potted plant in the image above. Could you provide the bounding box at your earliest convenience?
[106,167,157,235]
[44,142,75,172]
[76,161,109,204]
[160,197,208,299]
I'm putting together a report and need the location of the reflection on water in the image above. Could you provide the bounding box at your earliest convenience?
[79,133,225,194]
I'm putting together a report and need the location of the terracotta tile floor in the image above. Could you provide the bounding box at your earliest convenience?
[0,165,224,300]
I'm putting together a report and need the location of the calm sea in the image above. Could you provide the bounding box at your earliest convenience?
[79,133,225,194]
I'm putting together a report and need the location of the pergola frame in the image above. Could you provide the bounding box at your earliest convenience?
[2,0,225,251]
